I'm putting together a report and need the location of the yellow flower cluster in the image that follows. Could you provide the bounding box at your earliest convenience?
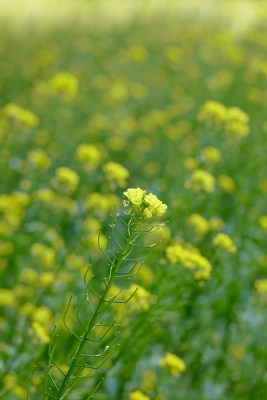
[187,214,225,238]
[27,149,51,169]
[166,243,212,280]
[217,175,236,193]
[212,233,237,253]
[141,370,156,392]
[255,279,267,294]
[198,100,228,125]
[51,167,80,194]
[86,192,120,214]
[125,284,155,312]
[259,215,267,231]
[34,188,76,213]
[2,102,39,128]
[185,169,215,193]
[19,304,52,344]
[159,352,186,376]
[3,374,26,399]
[75,144,101,168]
[0,192,30,235]
[123,188,167,218]
[187,214,210,237]
[0,289,17,307]
[103,161,129,187]
[30,243,56,269]
[49,72,78,99]
[129,390,150,400]
[201,146,222,164]
[198,100,250,138]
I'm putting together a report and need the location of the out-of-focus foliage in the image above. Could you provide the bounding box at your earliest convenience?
[1,1,267,399]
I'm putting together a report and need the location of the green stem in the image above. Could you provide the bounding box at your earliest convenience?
[55,218,137,400]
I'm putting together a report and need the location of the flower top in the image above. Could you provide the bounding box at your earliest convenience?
[123,188,167,218]
[159,352,186,376]
[212,233,237,253]
[123,188,146,205]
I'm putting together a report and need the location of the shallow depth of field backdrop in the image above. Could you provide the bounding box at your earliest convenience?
[1,0,267,399]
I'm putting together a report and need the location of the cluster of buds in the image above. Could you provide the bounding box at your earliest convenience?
[123,188,167,218]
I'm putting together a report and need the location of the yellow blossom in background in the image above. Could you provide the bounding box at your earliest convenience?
[125,284,155,312]
[198,100,227,125]
[45,228,65,249]
[217,175,236,193]
[137,265,155,285]
[159,352,186,376]
[30,243,56,269]
[75,143,102,168]
[166,243,212,280]
[49,72,78,99]
[32,321,50,343]
[255,279,267,294]
[231,345,245,358]
[183,157,199,171]
[0,289,17,307]
[259,215,267,231]
[28,149,51,169]
[130,44,149,63]
[103,161,129,187]
[259,179,267,193]
[185,169,215,193]
[209,217,225,231]
[141,370,156,392]
[0,192,30,235]
[198,101,249,138]
[19,267,39,284]
[2,102,39,128]
[0,241,15,256]
[66,254,91,278]
[106,79,128,103]
[201,146,222,164]
[86,192,120,214]
[51,166,80,194]
[227,107,249,124]
[155,395,166,400]
[34,188,76,213]
[212,233,237,253]
[39,271,55,287]
[106,135,126,151]
[3,374,26,399]
[129,390,150,400]
[187,213,210,237]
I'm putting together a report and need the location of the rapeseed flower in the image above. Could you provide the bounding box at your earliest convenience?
[28,149,51,169]
[103,162,129,187]
[201,146,222,164]
[212,233,237,253]
[49,72,78,99]
[166,243,212,280]
[51,167,80,194]
[255,279,267,294]
[185,169,215,193]
[187,213,210,237]
[159,352,186,376]
[129,390,150,400]
[123,188,167,218]
[259,215,267,231]
[75,144,101,168]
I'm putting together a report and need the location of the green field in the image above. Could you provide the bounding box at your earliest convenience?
[1,1,267,399]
